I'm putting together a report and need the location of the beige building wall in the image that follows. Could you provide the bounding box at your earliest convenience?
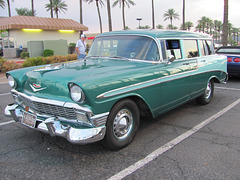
[10,29,80,48]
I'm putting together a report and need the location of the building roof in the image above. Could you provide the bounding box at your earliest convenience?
[0,16,88,31]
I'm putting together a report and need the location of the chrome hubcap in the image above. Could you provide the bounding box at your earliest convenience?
[205,82,212,99]
[113,109,133,140]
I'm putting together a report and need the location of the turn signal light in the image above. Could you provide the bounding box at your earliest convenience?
[234,58,240,62]
[227,57,233,62]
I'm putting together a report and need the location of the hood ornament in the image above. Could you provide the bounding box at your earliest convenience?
[34,63,63,72]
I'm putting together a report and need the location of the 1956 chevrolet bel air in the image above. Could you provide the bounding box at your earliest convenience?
[5,30,227,150]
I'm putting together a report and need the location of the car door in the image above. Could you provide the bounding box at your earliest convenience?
[190,40,213,98]
[154,39,193,115]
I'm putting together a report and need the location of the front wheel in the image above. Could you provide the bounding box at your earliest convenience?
[196,80,214,105]
[102,99,140,150]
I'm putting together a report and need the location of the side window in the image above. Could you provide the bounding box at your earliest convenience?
[206,40,214,55]
[199,40,205,56]
[199,40,210,56]
[165,40,182,59]
[183,40,199,58]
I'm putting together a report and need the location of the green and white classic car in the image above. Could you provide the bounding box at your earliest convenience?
[5,30,227,150]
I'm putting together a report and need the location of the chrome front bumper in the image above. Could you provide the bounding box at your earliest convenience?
[5,104,107,144]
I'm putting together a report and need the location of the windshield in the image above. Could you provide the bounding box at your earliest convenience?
[88,35,159,61]
[217,47,240,54]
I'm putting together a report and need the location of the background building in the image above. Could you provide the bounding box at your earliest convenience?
[0,16,88,58]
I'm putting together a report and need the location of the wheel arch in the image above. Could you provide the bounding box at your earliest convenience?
[110,95,153,120]
[208,75,221,84]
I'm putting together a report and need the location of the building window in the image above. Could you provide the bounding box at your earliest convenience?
[3,37,15,48]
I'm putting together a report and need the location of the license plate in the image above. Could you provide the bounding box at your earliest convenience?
[22,112,36,128]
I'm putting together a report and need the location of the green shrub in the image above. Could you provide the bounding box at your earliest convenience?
[69,43,76,48]
[22,54,77,68]
[20,52,29,59]
[0,57,6,73]
[43,49,54,57]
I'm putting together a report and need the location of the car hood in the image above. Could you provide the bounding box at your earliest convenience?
[15,58,159,102]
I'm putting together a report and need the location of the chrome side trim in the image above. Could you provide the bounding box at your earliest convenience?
[97,69,226,99]
[97,68,199,99]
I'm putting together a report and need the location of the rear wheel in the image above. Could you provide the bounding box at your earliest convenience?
[102,99,140,150]
[196,80,214,105]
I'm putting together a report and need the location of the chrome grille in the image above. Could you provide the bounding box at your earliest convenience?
[18,95,77,119]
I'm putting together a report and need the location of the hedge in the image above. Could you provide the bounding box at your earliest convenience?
[0,54,78,73]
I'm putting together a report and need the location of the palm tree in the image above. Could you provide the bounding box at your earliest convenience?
[45,0,68,18]
[166,24,178,30]
[199,16,208,33]
[182,0,185,30]
[112,0,136,30]
[163,9,179,29]
[222,0,228,46]
[84,0,104,33]
[213,20,222,44]
[152,0,155,29]
[232,27,239,45]
[16,7,36,16]
[50,0,53,18]
[185,21,193,31]
[6,0,13,17]
[0,0,5,9]
[106,0,112,31]
[156,24,163,29]
[79,0,83,35]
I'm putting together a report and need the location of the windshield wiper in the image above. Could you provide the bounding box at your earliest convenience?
[110,56,129,60]
[86,56,100,58]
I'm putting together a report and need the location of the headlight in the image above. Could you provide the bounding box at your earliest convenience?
[69,83,85,103]
[8,75,16,88]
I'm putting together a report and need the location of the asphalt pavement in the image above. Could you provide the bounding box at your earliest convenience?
[0,78,240,180]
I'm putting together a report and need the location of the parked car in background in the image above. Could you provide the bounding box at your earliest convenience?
[5,30,227,150]
[216,46,240,77]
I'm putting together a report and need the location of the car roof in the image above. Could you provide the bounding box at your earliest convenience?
[97,29,212,39]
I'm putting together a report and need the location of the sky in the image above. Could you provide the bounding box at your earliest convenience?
[0,0,240,33]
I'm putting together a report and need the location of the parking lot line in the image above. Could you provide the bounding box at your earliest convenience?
[108,98,240,180]
[0,120,15,127]
[0,92,11,97]
[216,87,240,91]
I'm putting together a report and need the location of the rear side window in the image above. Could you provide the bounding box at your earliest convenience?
[206,40,214,55]
[183,40,199,58]
[199,40,211,56]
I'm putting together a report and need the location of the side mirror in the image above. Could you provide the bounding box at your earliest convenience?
[167,55,175,64]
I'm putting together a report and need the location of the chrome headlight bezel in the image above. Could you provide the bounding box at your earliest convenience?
[69,83,85,103]
[7,75,17,88]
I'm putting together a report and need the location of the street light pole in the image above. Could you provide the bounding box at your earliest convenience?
[136,18,142,29]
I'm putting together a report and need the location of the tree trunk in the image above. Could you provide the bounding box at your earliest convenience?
[31,0,34,16]
[96,0,103,33]
[7,0,11,17]
[106,0,112,31]
[50,0,53,18]
[222,0,228,46]
[152,0,155,29]
[182,0,185,30]
[79,0,83,36]
[122,1,126,30]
